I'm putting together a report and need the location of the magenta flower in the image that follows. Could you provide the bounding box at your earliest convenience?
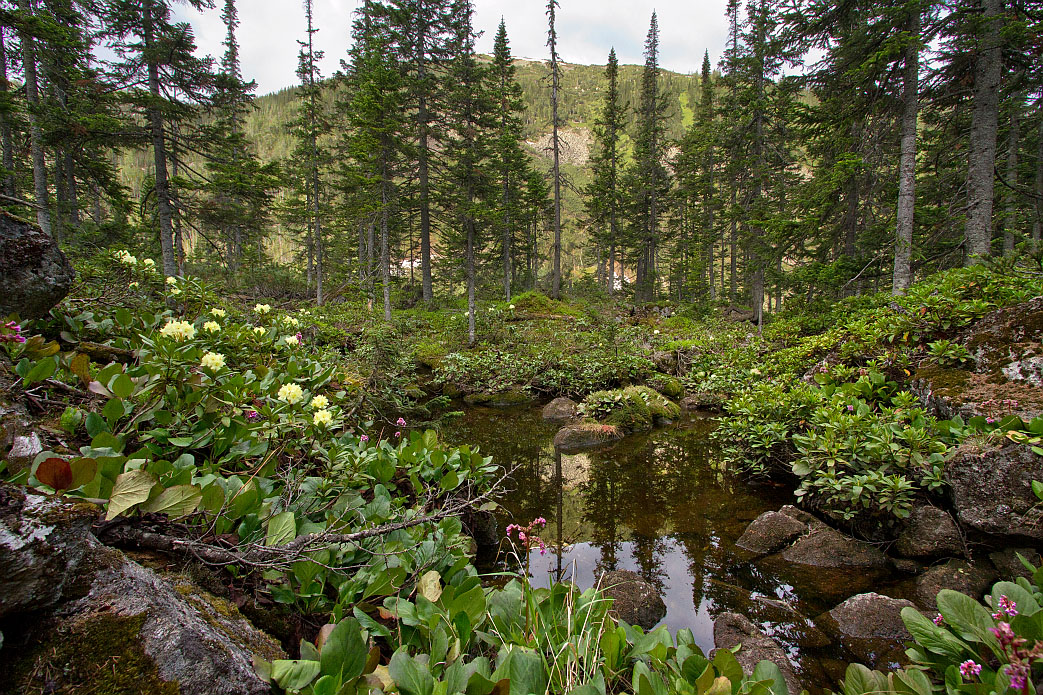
[1006,663,1029,691]
[246,410,259,420]
[397,417,407,426]
[846,405,855,412]
[933,614,945,626]
[990,622,1016,646]
[998,595,1019,617]
[959,660,982,678]
[360,434,369,443]
[395,431,401,437]
[295,331,303,343]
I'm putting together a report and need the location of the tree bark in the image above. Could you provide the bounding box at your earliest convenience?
[0,26,16,198]
[893,6,919,295]
[1033,119,1042,243]
[18,0,53,238]
[1003,104,1019,254]
[963,0,1004,264]
[548,4,562,299]
[142,0,177,275]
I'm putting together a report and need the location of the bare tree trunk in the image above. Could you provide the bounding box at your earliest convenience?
[548,3,562,299]
[893,7,919,295]
[142,0,177,275]
[381,170,391,321]
[729,185,737,302]
[1003,105,1019,254]
[18,0,53,238]
[1034,119,1042,243]
[466,216,476,346]
[963,0,1004,264]
[0,26,15,198]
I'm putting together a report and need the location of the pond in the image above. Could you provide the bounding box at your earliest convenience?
[442,405,907,693]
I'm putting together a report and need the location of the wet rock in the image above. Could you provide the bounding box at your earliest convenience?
[712,613,800,695]
[778,504,827,530]
[895,506,963,560]
[5,432,42,475]
[0,486,284,695]
[681,392,724,411]
[0,210,75,319]
[913,559,997,611]
[466,510,499,548]
[553,423,623,452]
[781,527,891,570]
[464,389,534,408]
[945,440,1043,541]
[818,593,914,669]
[442,383,464,399]
[893,558,924,574]
[736,511,807,555]
[598,570,666,630]
[542,397,579,422]
[0,486,99,618]
[988,548,1041,582]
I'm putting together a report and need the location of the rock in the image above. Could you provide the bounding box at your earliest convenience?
[652,351,678,375]
[553,423,624,452]
[598,570,666,630]
[736,511,808,555]
[988,548,1041,581]
[895,506,963,560]
[893,558,924,574]
[945,440,1043,541]
[712,613,800,695]
[463,389,534,408]
[466,510,499,548]
[0,403,29,456]
[778,504,827,530]
[542,397,579,422]
[681,392,724,411]
[0,485,99,618]
[0,486,285,695]
[442,383,464,399]
[5,432,42,474]
[781,527,892,570]
[818,593,915,669]
[0,210,75,318]
[649,374,684,399]
[913,559,997,611]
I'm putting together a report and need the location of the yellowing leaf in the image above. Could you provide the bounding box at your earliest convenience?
[106,469,157,520]
[142,484,202,518]
[417,570,442,602]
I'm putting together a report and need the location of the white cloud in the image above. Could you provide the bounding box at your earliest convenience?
[174,0,730,95]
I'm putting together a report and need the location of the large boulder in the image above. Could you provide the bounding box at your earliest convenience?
[780,527,892,571]
[988,548,1041,582]
[542,397,579,423]
[895,506,963,560]
[913,559,997,611]
[945,440,1043,541]
[0,486,285,694]
[736,510,807,555]
[0,210,75,319]
[598,570,666,630]
[553,423,623,452]
[818,593,915,669]
[712,613,800,695]
[463,389,534,408]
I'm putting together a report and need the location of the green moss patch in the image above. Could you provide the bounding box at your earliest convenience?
[581,386,681,433]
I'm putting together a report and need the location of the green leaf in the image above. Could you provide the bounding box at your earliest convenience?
[168,436,194,447]
[320,617,367,682]
[266,511,296,547]
[103,397,125,423]
[23,356,57,386]
[842,663,887,695]
[901,607,968,660]
[271,659,321,691]
[105,469,157,520]
[85,412,109,438]
[141,485,202,518]
[890,668,932,695]
[111,373,134,398]
[751,661,787,695]
[497,647,546,695]
[389,648,434,695]
[936,589,997,646]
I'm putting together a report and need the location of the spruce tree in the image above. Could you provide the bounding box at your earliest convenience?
[585,48,625,295]
[546,0,562,299]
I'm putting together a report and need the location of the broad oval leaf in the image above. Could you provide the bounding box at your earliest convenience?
[265,511,296,546]
[141,484,202,518]
[35,457,73,490]
[105,469,157,520]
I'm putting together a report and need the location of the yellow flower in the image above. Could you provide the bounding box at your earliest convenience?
[282,316,300,327]
[169,287,182,296]
[200,352,225,371]
[210,308,226,318]
[254,303,271,314]
[509,304,515,310]
[159,320,196,341]
[253,327,266,336]
[750,368,762,376]
[116,250,137,265]
[142,258,156,268]
[278,383,304,404]
[283,334,300,347]
[312,409,333,427]
[203,321,220,333]
[309,395,329,410]
[129,281,140,289]
[166,276,177,285]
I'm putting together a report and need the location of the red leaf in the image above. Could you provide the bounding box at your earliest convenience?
[36,457,73,490]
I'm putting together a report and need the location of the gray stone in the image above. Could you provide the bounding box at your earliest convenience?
[781,527,892,570]
[598,570,666,630]
[712,612,800,695]
[652,351,678,375]
[542,397,579,423]
[818,593,915,669]
[5,432,42,474]
[988,548,1041,582]
[913,559,997,611]
[736,511,807,555]
[895,506,963,560]
[553,423,623,452]
[0,210,75,318]
[945,441,1043,541]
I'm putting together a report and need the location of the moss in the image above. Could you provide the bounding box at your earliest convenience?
[414,340,447,370]
[648,374,684,400]
[463,389,534,407]
[914,364,972,397]
[173,581,284,663]
[583,386,681,433]
[0,613,179,695]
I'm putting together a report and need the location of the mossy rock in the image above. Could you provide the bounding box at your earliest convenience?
[582,386,681,433]
[414,341,447,370]
[553,422,624,452]
[442,382,464,399]
[463,389,534,408]
[648,374,684,399]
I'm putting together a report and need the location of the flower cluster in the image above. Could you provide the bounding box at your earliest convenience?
[310,395,329,410]
[142,258,156,270]
[506,517,548,555]
[159,319,196,341]
[284,334,300,347]
[210,308,226,318]
[993,594,1019,620]
[1,321,26,344]
[959,660,981,678]
[200,352,226,371]
[988,619,1043,691]
[313,409,333,427]
[278,382,304,404]
[282,315,300,328]
[166,276,178,286]
[253,327,266,336]
[254,303,271,315]
[116,249,137,266]
[203,321,220,333]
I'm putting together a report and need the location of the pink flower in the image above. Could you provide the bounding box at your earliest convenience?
[360,434,369,443]
[295,331,303,343]
[998,594,1018,617]
[518,531,526,543]
[1006,663,1028,690]
[397,417,407,426]
[933,614,944,626]
[990,622,1016,646]
[533,517,547,527]
[395,431,401,437]
[246,410,259,420]
[959,660,981,678]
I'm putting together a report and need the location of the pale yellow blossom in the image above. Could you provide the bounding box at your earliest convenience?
[278,383,304,404]
[283,334,300,347]
[210,308,226,318]
[312,409,333,427]
[159,320,195,341]
[166,276,177,285]
[203,321,220,333]
[254,303,271,314]
[200,352,225,371]
[309,395,329,410]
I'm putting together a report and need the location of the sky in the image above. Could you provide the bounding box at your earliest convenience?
[173,1,731,96]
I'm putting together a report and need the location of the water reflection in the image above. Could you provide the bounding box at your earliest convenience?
[441,407,856,692]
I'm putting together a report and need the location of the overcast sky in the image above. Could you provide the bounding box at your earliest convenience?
[173,1,731,96]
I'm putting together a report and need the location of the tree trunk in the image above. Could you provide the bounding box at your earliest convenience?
[142,0,177,275]
[729,184,737,302]
[18,0,53,238]
[892,6,919,295]
[466,215,476,346]
[381,174,391,322]
[0,26,15,198]
[963,0,1004,264]
[1003,105,1019,254]
[1033,119,1042,243]
[549,8,562,299]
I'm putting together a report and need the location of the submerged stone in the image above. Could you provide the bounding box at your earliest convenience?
[542,397,579,422]
[712,612,800,695]
[736,510,807,555]
[598,570,666,630]
[818,593,914,669]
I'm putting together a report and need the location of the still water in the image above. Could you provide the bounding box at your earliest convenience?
[442,405,888,692]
